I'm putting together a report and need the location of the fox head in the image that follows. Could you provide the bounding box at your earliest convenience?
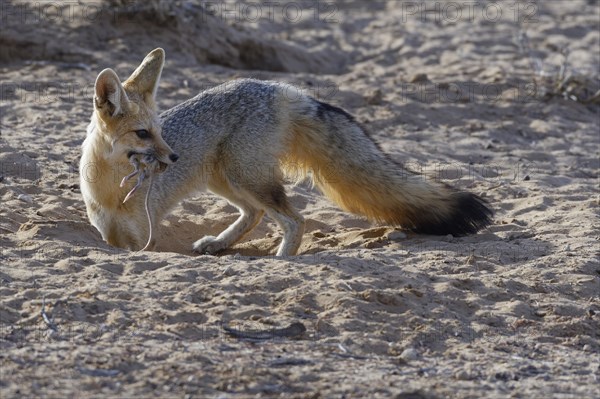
[93,48,178,170]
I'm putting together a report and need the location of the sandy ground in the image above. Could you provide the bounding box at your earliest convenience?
[1,0,599,398]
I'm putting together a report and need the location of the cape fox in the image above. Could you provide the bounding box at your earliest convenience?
[80,48,493,256]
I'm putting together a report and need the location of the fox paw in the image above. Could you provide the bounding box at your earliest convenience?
[193,236,227,255]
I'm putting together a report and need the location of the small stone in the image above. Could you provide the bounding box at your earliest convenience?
[534,343,544,351]
[387,231,407,241]
[312,231,326,238]
[365,89,383,105]
[468,122,484,132]
[400,348,418,361]
[364,240,380,249]
[409,73,429,83]
[455,370,470,380]
[17,194,33,203]
[583,344,591,351]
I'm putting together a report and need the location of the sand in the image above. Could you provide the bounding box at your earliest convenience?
[1,0,599,397]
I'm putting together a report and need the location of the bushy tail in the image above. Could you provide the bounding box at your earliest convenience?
[283,95,493,236]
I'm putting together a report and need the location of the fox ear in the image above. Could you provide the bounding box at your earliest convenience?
[125,48,165,101]
[94,68,130,117]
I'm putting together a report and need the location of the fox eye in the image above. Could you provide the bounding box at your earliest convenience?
[135,129,151,139]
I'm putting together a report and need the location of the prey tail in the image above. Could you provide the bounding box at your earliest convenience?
[282,94,493,236]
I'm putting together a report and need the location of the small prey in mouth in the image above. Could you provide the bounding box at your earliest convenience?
[120,152,166,252]
[121,153,164,203]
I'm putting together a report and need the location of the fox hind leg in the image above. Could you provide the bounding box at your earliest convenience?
[194,146,305,256]
[266,205,304,256]
[194,180,304,256]
[257,183,305,256]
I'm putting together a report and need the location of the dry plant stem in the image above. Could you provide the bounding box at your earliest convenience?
[518,27,599,103]
[41,297,58,332]
[222,322,306,340]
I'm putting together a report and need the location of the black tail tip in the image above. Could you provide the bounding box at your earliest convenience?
[412,192,493,236]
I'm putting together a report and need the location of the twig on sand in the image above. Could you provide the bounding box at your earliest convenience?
[222,321,307,341]
[76,366,120,377]
[41,297,58,332]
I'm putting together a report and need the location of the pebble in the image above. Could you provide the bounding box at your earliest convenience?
[409,73,429,83]
[455,370,470,380]
[387,231,407,241]
[400,348,418,361]
[17,194,33,203]
[365,89,383,105]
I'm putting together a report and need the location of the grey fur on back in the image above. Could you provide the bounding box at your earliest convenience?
[152,79,292,210]
[151,78,492,238]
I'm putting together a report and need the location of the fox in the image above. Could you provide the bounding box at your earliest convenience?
[80,48,493,256]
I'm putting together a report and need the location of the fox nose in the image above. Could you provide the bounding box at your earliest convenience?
[169,153,179,163]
